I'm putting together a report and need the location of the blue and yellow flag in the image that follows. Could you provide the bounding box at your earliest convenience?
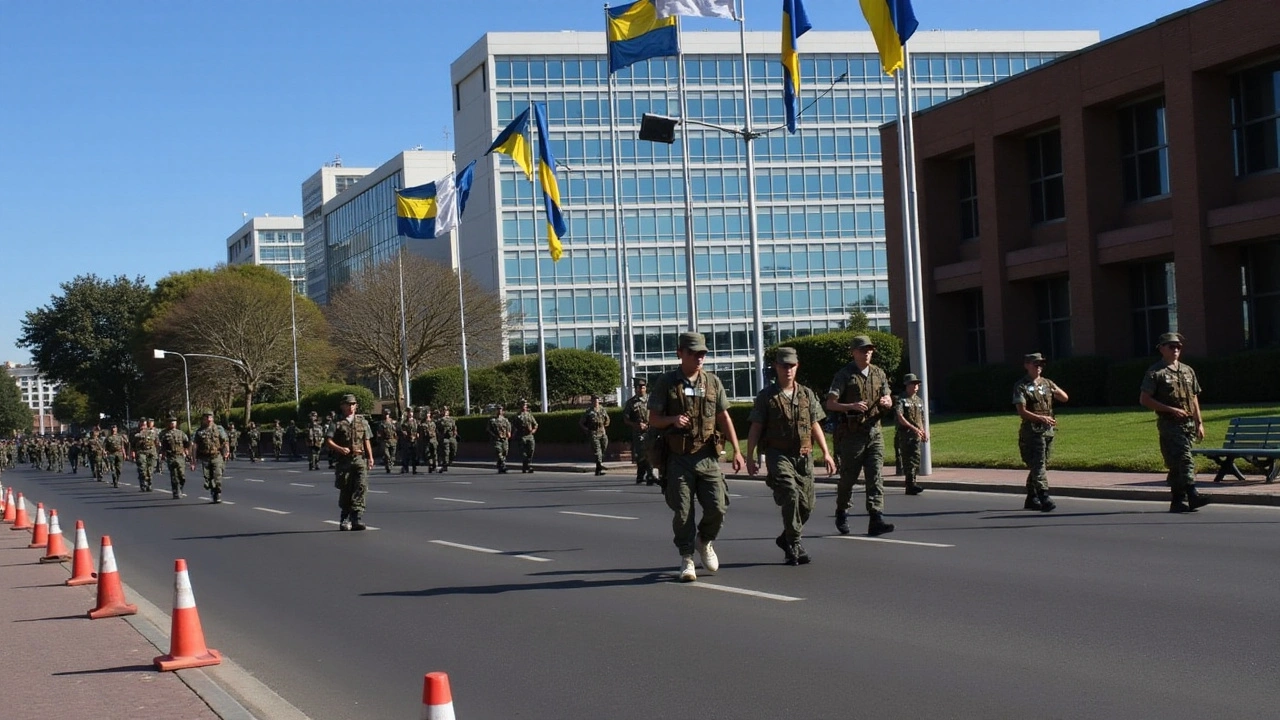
[859,0,919,75]
[533,103,566,262]
[782,0,812,134]
[486,107,533,180]
[607,0,679,75]
[396,161,477,240]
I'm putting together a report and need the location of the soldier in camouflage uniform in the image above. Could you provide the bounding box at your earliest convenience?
[131,418,159,491]
[225,422,240,461]
[827,335,896,537]
[246,421,262,462]
[437,407,458,472]
[1140,332,1211,514]
[86,429,105,481]
[746,347,836,565]
[102,425,128,487]
[270,419,284,461]
[487,405,512,473]
[1013,353,1069,512]
[158,416,190,499]
[326,394,374,530]
[894,374,929,496]
[648,332,744,583]
[417,406,438,473]
[285,420,300,460]
[192,410,230,503]
[398,411,419,474]
[306,414,325,471]
[147,418,162,478]
[511,400,538,474]
[324,412,338,468]
[579,395,611,476]
[376,409,398,474]
[623,378,653,485]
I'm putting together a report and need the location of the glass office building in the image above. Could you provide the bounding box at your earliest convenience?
[302,161,373,305]
[451,30,1097,398]
[225,216,307,295]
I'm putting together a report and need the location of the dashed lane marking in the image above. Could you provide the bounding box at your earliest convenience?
[323,520,381,530]
[586,489,622,493]
[286,470,302,473]
[244,478,264,483]
[197,497,235,504]
[434,497,484,504]
[253,507,290,515]
[289,483,314,488]
[831,535,955,548]
[368,490,389,494]
[450,481,472,485]
[559,510,638,521]
[429,540,551,562]
[684,582,803,602]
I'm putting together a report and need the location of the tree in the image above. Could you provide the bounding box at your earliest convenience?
[539,348,620,407]
[0,375,33,437]
[50,384,96,428]
[846,306,871,333]
[18,274,150,419]
[145,265,335,422]
[325,253,506,417]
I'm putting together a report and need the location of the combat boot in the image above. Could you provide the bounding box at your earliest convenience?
[636,471,645,485]
[868,512,895,536]
[595,462,605,476]
[695,536,718,573]
[211,488,221,504]
[1187,486,1210,511]
[1169,488,1192,513]
[905,479,924,495]
[523,462,531,474]
[1024,490,1043,511]
[1036,489,1056,512]
[835,510,850,535]
[793,540,811,565]
[775,534,797,565]
[350,512,366,531]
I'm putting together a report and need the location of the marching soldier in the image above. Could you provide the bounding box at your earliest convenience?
[623,378,654,485]
[226,422,240,461]
[376,409,398,474]
[326,394,374,531]
[1139,332,1211,514]
[895,374,929,496]
[511,399,538,474]
[827,335,896,537]
[131,418,158,491]
[1013,353,1069,512]
[271,419,284,461]
[417,406,438,473]
[192,410,230,503]
[487,405,512,473]
[306,413,325,471]
[86,429,106,482]
[437,407,458,472]
[285,420,300,460]
[399,411,420,474]
[158,416,190,499]
[579,395,611,476]
[324,411,338,468]
[246,421,262,463]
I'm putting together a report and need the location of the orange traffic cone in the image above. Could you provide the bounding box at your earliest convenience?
[421,672,457,720]
[2,488,13,523]
[40,510,71,563]
[10,494,32,531]
[154,559,221,671]
[66,520,97,585]
[87,536,137,619]
[27,503,49,548]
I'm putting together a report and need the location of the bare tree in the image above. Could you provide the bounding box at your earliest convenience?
[325,253,507,415]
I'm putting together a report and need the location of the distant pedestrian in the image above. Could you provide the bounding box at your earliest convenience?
[1013,353,1069,512]
[103,424,128,487]
[306,414,325,471]
[827,335,896,536]
[192,410,230,503]
[131,417,158,492]
[271,419,284,461]
[226,422,240,461]
[377,410,398,475]
[895,374,928,496]
[437,407,458,472]
[417,406,438,473]
[488,405,512,473]
[285,420,300,460]
[326,394,374,531]
[580,395,610,476]
[246,422,262,463]
[1139,332,1210,513]
[623,378,655,485]
[398,412,420,474]
[158,416,189,499]
[511,400,538,473]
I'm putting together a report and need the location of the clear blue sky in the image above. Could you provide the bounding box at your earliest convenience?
[0,0,1198,363]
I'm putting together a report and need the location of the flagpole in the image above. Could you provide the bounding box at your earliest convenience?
[606,4,632,392]
[450,156,473,416]
[675,16,698,331]
[397,244,412,416]
[737,0,766,392]
[529,98,552,413]
[899,41,931,475]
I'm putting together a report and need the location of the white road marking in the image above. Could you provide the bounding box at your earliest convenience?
[434,497,484,504]
[322,520,381,530]
[286,470,302,474]
[253,507,290,515]
[728,493,744,498]
[197,497,235,504]
[586,489,622,493]
[684,583,803,602]
[832,535,955,548]
[244,478,264,483]
[368,489,389,494]
[429,540,551,562]
[289,483,314,488]
[560,510,638,521]
[450,481,472,485]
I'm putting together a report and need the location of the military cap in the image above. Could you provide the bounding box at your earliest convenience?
[519,398,529,405]
[632,377,647,387]
[849,335,875,350]
[495,404,504,411]
[166,416,178,423]
[1024,353,1046,364]
[591,394,601,401]
[340,394,358,404]
[1157,332,1184,346]
[678,331,708,352]
[382,408,391,415]
[775,347,799,364]
[201,409,214,416]
[904,373,921,384]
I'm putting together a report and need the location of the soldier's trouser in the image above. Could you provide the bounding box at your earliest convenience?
[520,437,535,467]
[894,430,904,474]
[765,451,816,543]
[107,454,123,483]
[493,439,508,470]
[1159,423,1197,492]
[381,445,396,471]
[663,447,727,557]
[167,458,185,491]
[273,442,282,461]
[422,439,438,469]
[836,431,886,514]
[200,456,225,491]
[900,437,922,483]
[249,442,260,461]
[136,452,156,486]
[1018,429,1053,493]
[442,439,457,466]
[591,435,608,464]
[335,457,369,515]
[631,436,652,479]
[90,455,103,480]
[309,447,321,470]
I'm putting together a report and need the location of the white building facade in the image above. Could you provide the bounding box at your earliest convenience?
[225,216,307,295]
[4,361,61,434]
[302,160,373,305]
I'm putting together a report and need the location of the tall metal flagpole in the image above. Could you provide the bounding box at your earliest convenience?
[675,17,698,331]
[289,283,300,411]
[397,246,412,414]
[529,97,551,413]
[738,0,766,392]
[605,5,632,391]
[449,153,473,415]
[899,42,932,475]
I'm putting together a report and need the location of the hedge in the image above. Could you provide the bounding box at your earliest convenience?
[764,329,904,392]
[221,384,375,425]
[455,407,630,445]
[412,349,619,413]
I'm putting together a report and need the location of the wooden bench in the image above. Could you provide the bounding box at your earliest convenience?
[1192,416,1280,483]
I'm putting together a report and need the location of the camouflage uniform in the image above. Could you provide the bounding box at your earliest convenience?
[827,335,895,536]
[192,414,230,503]
[749,378,826,554]
[1141,334,1208,512]
[398,415,419,473]
[623,382,653,485]
[307,418,325,471]
[580,400,611,475]
[511,403,538,473]
[285,420,299,460]
[487,408,512,473]
[158,421,189,498]
[103,428,128,487]
[437,411,458,472]
[271,420,284,461]
[376,412,398,474]
[246,423,262,462]
[226,423,240,461]
[132,419,159,491]
[894,376,926,495]
[1013,353,1065,511]
[328,401,373,530]
[417,407,438,472]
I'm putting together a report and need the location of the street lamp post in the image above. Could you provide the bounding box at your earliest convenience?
[153,350,248,432]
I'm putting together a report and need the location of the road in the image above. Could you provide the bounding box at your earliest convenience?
[7,458,1280,719]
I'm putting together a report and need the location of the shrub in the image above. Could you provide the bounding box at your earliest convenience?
[1106,357,1155,408]
[540,348,620,408]
[1042,355,1110,408]
[766,329,903,392]
[412,368,466,411]
[943,363,1023,413]
[300,384,376,418]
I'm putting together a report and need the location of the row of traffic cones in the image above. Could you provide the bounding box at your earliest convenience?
[2,483,220,672]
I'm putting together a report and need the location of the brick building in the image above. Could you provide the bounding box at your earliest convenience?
[883,0,1280,399]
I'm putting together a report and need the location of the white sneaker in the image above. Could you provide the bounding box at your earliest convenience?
[679,555,696,582]
[696,538,719,574]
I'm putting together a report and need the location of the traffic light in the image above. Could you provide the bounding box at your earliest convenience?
[639,113,679,144]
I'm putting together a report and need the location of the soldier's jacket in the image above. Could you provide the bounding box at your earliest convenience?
[307,423,325,447]
[438,417,458,439]
[827,362,891,436]
[650,369,730,455]
[158,428,189,456]
[1141,361,1201,430]
[87,436,106,457]
[328,414,373,459]
[488,416,512,440]
[1013,375,1062,435]
[377,419,398,445]
[103,433,128,455]
[285,424,298,442]
[748,383,826,455]
[247,427,262,442]
[580,408,610,437]
[399,417,419,444]
[623,394,649,435]
[271,423,284,446]
[512,411,538,438]
[896,395,924,438]
[131,429,158,454]
[192,425,229,458]
[419,418,438,440]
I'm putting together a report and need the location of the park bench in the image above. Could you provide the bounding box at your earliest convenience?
[1191,416,1280,483]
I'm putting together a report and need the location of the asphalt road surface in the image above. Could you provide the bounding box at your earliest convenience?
[8,458,1280,719]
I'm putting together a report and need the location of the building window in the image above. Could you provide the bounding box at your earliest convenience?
[1242,240,1280,349]
[1035,276,1071,358]
[1119,97,1170,201]
[1026,129,1065,224]
[1130,260,1177,356]
[1231,60,1280,176]
[958,156,979,241]
[962,290,986,364]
